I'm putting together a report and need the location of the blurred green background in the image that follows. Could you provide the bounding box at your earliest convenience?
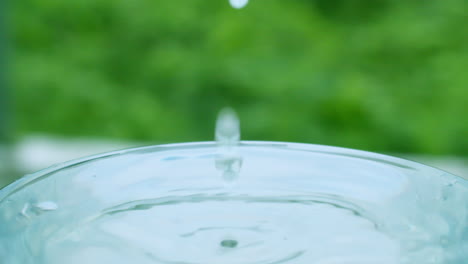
[1,0,467,185]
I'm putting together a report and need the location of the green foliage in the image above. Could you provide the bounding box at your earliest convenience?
[10,0,468,155]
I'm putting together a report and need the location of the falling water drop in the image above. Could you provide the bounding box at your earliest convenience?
[229,0,249,9]
[215,108,242,182]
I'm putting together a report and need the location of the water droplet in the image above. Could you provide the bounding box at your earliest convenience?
[215,108,240,148]
[229,0,249,9]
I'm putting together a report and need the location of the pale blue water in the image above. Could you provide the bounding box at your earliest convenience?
[0,142,467,263]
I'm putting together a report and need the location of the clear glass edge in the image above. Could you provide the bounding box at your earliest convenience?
[1,141,466,201]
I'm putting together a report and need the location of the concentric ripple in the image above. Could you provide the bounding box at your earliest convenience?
[42,195,399,264]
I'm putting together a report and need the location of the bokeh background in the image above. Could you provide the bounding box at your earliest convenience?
[1,0,467,186]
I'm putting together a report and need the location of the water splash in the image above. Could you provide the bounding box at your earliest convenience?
[215,108,242,182]
[215,108,240,148]
[229,0,249,9]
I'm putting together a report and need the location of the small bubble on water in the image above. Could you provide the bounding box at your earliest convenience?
[220,239,238,248]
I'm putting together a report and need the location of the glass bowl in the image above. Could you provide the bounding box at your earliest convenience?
[0,141,466,264]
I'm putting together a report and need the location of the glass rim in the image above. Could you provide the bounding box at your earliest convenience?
[1,141,466,201]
